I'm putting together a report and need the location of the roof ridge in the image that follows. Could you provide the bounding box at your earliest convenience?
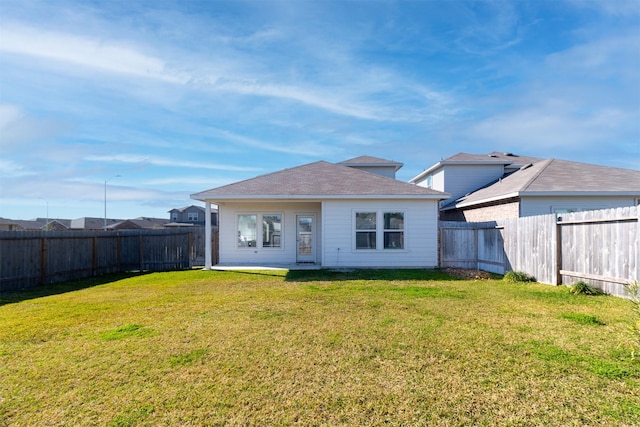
[520,158,554,191]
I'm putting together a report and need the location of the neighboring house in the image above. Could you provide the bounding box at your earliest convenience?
[107,217,170,230]
[410,152,640,221]
[70,217,123,230]
[0,218,70,231]
[168,205,218,227]
[191,156,449,269]
[41,219,70,231]
[0,218,23,231]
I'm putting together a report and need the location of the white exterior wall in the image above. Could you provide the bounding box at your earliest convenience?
[218,201,321,265]
[322,199,440,268]
[521,196,637,217]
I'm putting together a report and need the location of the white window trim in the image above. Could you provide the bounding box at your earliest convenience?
[236,212,284,250]
[352,209,407,252]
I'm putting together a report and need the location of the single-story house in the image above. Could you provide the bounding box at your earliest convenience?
[191,156,449,269]
[409,152,640,222]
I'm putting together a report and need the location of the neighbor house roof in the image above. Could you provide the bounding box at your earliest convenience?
[409,151,543,183]
[192,160,448,201]
[338,155,404,171]
[446,158,640,209]
[169,205,207,213]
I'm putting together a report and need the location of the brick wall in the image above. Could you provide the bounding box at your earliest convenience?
[440,200,520,222]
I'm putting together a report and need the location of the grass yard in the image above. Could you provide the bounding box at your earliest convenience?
[1,269,639,426]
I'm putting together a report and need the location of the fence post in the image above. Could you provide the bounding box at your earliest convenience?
[92,236,98,277]
[139,233,145,272]
[555,218,562,286]
[116,234,121,271]
[474,227,479,270]
[40,236,47,285]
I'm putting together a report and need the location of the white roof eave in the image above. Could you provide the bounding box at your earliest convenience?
[191,193,450,203]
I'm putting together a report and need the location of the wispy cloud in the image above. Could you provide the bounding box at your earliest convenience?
[85,154,262,172]
[0,104,68,148]
[0,24,187,83]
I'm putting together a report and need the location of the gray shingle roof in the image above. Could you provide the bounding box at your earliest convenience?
[192,161,448,201]
[449,158,640,208]
[443,152,543,166]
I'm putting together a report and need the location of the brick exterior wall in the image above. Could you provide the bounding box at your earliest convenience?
[440,199,520,222]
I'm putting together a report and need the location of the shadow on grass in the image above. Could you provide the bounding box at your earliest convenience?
[0,271,150,306]
[285,268,458,282]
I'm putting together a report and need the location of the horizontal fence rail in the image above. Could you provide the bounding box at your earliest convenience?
[440,206,639,298]
[0,229,199,292]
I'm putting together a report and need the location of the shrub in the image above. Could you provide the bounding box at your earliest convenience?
[569,280,603,296]
[503,271,535,283]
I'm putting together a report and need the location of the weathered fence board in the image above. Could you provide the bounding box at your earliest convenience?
[440,206,639,297]
[0,229,194,292]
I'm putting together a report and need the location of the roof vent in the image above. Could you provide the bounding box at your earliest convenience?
[488,154,498,158]
[503,152,514,156]
[520,163,533,170]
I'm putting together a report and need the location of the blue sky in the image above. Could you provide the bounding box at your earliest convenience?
[1,0,638,221]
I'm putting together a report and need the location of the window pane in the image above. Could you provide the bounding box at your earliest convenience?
[384,231,404,249]
[384,212,404,230]
[356,212,376,230]
[238,215,257,248]
[356,231,376,249]
[262,214,281,248]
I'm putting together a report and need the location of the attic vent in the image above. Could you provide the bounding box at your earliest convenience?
[503,152,514,156]
[520,163,533,170]
[488,154,498,158]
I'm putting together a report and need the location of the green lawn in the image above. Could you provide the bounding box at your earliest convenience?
[1,269,639,426]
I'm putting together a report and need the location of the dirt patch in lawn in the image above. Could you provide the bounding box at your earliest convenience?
[442,267,497,281]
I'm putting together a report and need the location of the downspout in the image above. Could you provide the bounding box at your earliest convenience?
[205,201,212,269]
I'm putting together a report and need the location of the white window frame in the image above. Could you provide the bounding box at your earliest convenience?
[261,213,282,249]
[353,210,406,252]
[383,212,405,250]
[354,211,377,250]
[188,212,199,221]
[236,212,284,250]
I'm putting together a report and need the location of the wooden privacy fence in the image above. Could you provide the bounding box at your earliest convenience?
[0,229,194,292]
[440,206,639,297]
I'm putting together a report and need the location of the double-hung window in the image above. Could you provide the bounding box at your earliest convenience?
[355,212,377,249]
[355,211,405,250]
[383,212,404,249]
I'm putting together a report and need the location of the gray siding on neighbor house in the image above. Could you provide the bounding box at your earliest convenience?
[348,166,397,179]
[440,164,505,202]
[416,164,504,207]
